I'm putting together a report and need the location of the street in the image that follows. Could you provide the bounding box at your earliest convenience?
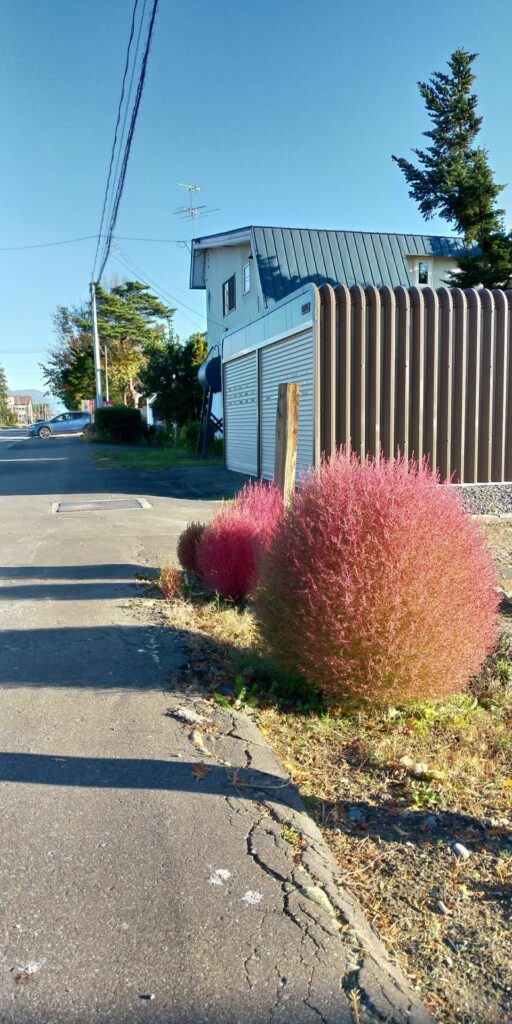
[0,435,431,1024]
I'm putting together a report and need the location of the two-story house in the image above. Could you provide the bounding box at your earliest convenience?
[190,224,467,349]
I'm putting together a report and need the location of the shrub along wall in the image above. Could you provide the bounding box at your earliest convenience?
[94,406,144,444]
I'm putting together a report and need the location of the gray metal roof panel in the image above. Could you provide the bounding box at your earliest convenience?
[194,224,468,299]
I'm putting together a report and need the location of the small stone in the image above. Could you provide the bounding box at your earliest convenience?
[452,842,470,861]
[347,806,363,823]
[423,815,439,830]
[436,900,450,916]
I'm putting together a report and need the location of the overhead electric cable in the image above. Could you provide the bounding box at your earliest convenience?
[101,0,148,252]
[114,241,206,313]
[112,243,208,331]
[0,235,98,252]
[96,0,160,281]
[112,242,213,330]
[0,234,183,251]
[91,0,142,280]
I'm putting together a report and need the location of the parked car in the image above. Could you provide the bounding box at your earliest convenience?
[29,411,92,439]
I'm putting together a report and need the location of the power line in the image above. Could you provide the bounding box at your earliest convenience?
[0,235,98,252]
[114,241,206,313]
[0,234,185,252]
[101,0,148,256]
[91,0,142,281]
[112,242,208,331]
[96,0,160,281]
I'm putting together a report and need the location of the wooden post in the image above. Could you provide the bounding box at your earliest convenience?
[274,382,299,505]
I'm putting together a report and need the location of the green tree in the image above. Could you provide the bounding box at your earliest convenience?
[140,331,208,425]
[392,48,511,287]
[0,365,15,425]
[41,282,175,407]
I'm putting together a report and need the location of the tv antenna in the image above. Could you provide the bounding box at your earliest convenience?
[174,183,219,239]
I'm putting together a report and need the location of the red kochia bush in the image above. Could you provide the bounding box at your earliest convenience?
[197,481,283,600]
[255,452,499,706]
[177,521,205,574]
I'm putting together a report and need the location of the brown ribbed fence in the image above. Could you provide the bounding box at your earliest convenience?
[318,285,512,482]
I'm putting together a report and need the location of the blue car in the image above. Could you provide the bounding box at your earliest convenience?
[29,411,92,439]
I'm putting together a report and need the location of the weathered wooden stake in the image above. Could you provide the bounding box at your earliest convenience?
[274,382,299,506]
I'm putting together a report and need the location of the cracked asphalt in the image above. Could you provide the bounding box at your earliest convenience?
[0,434,433,1023]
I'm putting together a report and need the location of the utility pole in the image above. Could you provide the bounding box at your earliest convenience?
[104,344,109,403]
[90,281,104,408]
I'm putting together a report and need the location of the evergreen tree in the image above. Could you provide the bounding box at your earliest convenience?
[392,48,511,287]
[0,365,13,424]
[41,282,175,407]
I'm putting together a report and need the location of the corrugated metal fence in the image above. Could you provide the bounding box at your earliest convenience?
[319,284,512,482]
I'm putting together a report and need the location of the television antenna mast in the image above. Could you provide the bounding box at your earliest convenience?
[174,183,219,239]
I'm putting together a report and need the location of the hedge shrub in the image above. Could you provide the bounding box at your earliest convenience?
[94,406,144,443]
[255,452,499,707]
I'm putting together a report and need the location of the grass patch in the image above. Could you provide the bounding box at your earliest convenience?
[92,443,222,471]
[156,527,512,1024]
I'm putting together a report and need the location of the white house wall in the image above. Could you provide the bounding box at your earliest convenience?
[405,255,457,289]
[204,244,262,351]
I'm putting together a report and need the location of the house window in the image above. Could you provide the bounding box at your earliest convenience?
[222,274,236,316]
[418,261,430,285]
[243,262,251,294]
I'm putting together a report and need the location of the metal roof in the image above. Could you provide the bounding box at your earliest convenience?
[250,226,466,303]
[191,225,470,300]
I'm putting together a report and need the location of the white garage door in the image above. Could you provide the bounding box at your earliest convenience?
[259,329,315,482]
[223,353,258,475]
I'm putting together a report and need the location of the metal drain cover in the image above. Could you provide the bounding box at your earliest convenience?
[53,498,150,513]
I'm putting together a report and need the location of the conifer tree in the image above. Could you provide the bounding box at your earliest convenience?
[393,49,511,287]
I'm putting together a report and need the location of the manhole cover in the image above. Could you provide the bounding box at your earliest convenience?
[53,498,150,513]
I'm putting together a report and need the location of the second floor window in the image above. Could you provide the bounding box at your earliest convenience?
[243,262,251,294]
[418,261,430,285]
[223,274,236,316]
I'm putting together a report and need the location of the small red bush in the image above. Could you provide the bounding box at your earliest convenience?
[197,510,261,600]
[197,481,283,600]
[256,452,499,706]
[177,521,205,574]
[159,564,182,599]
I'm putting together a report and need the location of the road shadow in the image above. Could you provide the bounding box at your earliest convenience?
[0,750,299,809]
[1,625,186,689]
[0,563,143,581]
[0,436,247,501]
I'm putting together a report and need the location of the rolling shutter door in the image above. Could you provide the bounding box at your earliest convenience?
[223,353,258,475]
[260,329,315,482]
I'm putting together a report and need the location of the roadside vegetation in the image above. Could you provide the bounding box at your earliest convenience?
[153,455,511,1024]
[91,410,223,471]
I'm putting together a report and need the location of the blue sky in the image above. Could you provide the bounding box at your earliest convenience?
[2,0,511,397]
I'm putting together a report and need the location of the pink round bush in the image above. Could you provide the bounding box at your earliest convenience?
[233,480,283,544]
[177,521,205,574]
[197,480,283,600]
[255,452,499,706]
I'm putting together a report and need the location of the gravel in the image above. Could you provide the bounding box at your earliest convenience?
[453,482,512,516]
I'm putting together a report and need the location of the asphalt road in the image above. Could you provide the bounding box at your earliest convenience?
[0,435,433,1024]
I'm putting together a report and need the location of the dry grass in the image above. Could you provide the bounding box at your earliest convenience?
[158,528,512,1024]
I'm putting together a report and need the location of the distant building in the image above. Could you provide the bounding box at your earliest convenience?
[8,395,34,424]
[33,402,51,421]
